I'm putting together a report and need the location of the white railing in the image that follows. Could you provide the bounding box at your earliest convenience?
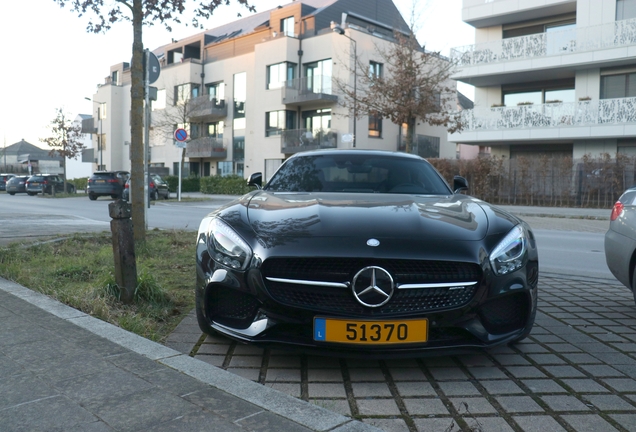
[451,18,636,66]
[460,97,636,131]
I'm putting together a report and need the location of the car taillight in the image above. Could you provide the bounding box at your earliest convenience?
[610,201,624,221]
[107,179,119,183]
[42,180,48,184]
[124,183,129,189]
[150,182,155,188]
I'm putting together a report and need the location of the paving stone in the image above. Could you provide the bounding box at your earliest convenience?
[504,366,547,379]
[227,356,262,368]
[542,365,586,378]
[232,345,264,355]
[0,394,98,432]
[236,409,313,432]
[561,353,603,364]
[527,354,566,364]
[540,395,591,412]
[610,414,636,432]
[351,382,392,397]
[463,417,515,432]
[309,399,352,417]
[512,415,567,432]
[363,417,410,432]
[145,411,243,432]
[196,343,231,355]
[266,382,301,398]
[347,368,386,382]
[457,354,494,367]
[265,368,301,382]
[479,380,525,395]
[356,398,401,416]
[395,381,436,397]
[437,381,481,396]
[582,394,636,411]
[494,354,531,366]
[561,414,620,432]
[388,367,426,381]
[450,397,497,414]
[561,379,610,393]
[602,378,636,392]
[307,368,343,382]
[420,357,458,368]
[226,368,260,381]
[428,367,469,381]
[468,367,508,379]
[183,386,263,420]
[308,383,347,398]
[412,417,457,432]
[593,352,636,365]
[544,344,583,353]
[267,356,302,368]
[580,364,625,377]
[515,344,550,354]
[306,357,341,368]
[496,396,545,413]
[404,397,450,415]
[195,354,225,367]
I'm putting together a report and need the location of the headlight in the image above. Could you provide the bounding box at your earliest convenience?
[207,218,252,270]
[490,225,527,276]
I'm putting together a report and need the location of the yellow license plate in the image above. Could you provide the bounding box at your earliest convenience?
[96,179,105,183]
[314,318,428,345]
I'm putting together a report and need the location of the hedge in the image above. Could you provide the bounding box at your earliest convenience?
[164,175,200,193]
[200,175,256,195]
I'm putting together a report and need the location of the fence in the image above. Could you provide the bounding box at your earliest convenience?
[428,154,636,209]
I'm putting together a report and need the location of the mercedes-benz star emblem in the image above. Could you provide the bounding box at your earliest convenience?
[367,238,380,247]
[352,266,394,308]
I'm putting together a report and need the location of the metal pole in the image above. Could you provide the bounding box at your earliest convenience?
[144,48,150,229]
[352,37,356,148]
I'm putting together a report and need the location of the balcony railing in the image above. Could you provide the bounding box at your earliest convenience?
[451,18,636,66]
[186,136,227,159]
[281,128,338,154]
[187,96,227,120]
[282,75,338,106]
[459,97,636,132]
[397,134,441,158]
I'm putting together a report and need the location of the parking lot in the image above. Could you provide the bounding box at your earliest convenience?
[166,274,636,432]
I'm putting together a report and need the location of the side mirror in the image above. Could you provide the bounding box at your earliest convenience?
[247,172,262,189]
[453,175,468,193]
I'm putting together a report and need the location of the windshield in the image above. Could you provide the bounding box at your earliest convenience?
[265,153,452,195]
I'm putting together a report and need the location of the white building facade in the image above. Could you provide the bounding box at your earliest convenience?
[86,0,457,180]
[449,0,636,160]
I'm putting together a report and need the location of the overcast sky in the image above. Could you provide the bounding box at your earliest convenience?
[0,0,474,148]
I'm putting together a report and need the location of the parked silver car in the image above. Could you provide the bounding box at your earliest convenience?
[605,186,636,304]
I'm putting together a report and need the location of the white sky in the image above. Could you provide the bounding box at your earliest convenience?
[0,0,474,148]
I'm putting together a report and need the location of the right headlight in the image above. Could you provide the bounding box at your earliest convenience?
[489,225,527,276]
[206,218,253,270]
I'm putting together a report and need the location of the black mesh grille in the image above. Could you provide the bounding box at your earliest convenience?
[261,258,481,315]
[479,293,528,335]
[207,288,260,328]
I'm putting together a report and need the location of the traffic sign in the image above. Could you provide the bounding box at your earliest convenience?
[174,128,188,142]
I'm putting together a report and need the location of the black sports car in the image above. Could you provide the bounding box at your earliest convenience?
[196,150,539,357]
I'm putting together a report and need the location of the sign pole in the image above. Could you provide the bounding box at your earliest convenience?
[173,127,188,202]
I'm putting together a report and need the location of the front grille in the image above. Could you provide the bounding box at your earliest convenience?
[478,293,528,335]
[261,258,481,315]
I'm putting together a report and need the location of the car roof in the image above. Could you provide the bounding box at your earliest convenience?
[287,149,425,161]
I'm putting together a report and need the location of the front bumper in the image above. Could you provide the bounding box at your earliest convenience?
[196,254,539,358]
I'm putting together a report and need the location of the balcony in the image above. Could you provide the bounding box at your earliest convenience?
[454,97,636,143]
[397,135,441,158]
[451,18,636,85]
[282,75,338,106]
[281,129,338,154]
[462,0,576,28]
[186,136,227,159]
[187,96,227,121]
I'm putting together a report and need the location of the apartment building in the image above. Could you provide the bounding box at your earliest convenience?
[449,0,636,161]
[86,0,457,179]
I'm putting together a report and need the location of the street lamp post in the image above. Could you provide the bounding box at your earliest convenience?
[85,97,103,170]
[331,22,357,148]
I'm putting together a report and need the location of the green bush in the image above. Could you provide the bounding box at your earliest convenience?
[200,175,255,195]
[70,177,88,191]
[164,175,200,192]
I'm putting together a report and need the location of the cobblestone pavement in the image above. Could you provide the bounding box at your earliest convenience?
[166,275,636,432]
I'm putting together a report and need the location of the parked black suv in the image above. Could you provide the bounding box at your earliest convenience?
[25,174,75,195]
[87,171,129,200]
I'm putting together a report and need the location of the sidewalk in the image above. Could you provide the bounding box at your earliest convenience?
[0,278,379,432]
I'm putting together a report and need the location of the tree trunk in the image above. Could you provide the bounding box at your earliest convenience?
[130,0,145,244]
[405,117,415,154]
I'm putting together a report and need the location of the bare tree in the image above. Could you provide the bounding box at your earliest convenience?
[53,0,254,243]
[41,108,84,194]
[334,27,461,154]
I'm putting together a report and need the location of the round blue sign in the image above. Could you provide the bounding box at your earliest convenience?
[174,128,188,142]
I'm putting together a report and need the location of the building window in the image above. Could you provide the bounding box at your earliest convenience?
[601,71,636,99]
[152,89,166,111]
[207,121,224,138]
[205,82,225,103]
[98,103,107,120]
[267,62,296,89]
[233,72,247,130]
[369,61,383,78]
[111,71,119,85]
[265,159,283,182]
[304,59,332,93]
[266,110,296,136]
[217,161,233,176]
[174,83,200,104]
[502,81,575,105]
[281,16,294,37]
[368,113,382,137]
[303,109,331,132]
[617,0,636,20]
[173,162,190,176]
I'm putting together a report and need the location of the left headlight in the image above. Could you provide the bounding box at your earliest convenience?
[206,217,253,270]
[490,225,527,276]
